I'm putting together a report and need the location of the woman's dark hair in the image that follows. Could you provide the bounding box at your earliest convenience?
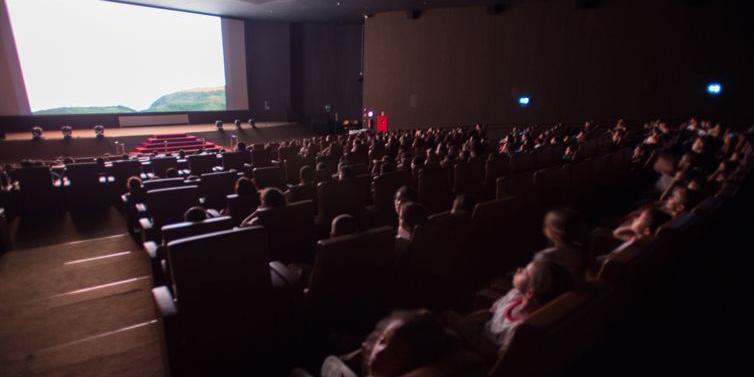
[184,206,208,222]
[165,167,179,178]
[451,194,477,214]
[544,208,588,247]
[529,254,574,305]
[338,164,355,180]
[401,202,429,231]
[363,310,459,375]
[126,176,142,192]
[235,177,256,196]
[395,185,418,204]
[260,187,286,208]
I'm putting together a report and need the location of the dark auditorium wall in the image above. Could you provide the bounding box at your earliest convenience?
[363,0,754,129]
[291,22,363,122]
[245,21,292,122]
[244,20,363,123]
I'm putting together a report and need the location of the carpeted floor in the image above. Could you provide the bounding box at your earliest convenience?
[0,233,162,377]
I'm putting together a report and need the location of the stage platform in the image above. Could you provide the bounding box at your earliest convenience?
[0,122,316,162]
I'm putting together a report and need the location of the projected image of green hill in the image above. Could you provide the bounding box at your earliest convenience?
[33,106,136,115]
[146,87,226,112]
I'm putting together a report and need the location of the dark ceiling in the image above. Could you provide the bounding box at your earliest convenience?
[110,0,517,22]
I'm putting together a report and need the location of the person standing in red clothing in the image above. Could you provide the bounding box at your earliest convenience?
[377,111,388,133]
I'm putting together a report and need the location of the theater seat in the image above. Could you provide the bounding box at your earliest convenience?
[418,166,454,214]
[149,156,178,178]
[317,179,368,232]
[143,216,234,286]
[226,193,260,226]
[285,183,317,208]
[369,170,412,226]
[253,166,286,190]
[489,282,612,377]
[187,154,219,175]
[253,200,316,264]
[306,226,396,331]
[283,157,306,184]
[10,165,63,215]
[251,145,273,167]
[454,155,486,198]
[396,212,474,311]
[64,162,107,209]
[153,226,288,376]
[198,171,236,210]
[221,150,251,171]
[109,159,143,193]
[471,197,531,282]
[139,185,200,241]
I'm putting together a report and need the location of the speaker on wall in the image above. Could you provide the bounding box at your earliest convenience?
[406,10,421,19]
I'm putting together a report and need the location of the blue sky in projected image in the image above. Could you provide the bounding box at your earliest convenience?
[6,0,226,112]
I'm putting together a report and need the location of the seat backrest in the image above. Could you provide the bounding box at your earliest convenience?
[483,154,510,194]
[65,162,101,188]
[111,160,142,184]
[146,185,200,228]
[490,283,612,377]
[14,166,53,191]
[348,163,369,176]
[314,168,331,183]
[187,154,218,175]
[226,193,260,226]
[253,166,286,190]
[283,156,305,184]
[471,197,530,274]
[570,158,594,193]
[372,170,412,215]
[496,172,535,205]
[510,152,535,174]
[286,183,317,205]
[143,177,186,191]
[166,227,273,344]
[307,226,396,325]
[317,179,368,224]
[418,166,454,213]
[254,200,316,263]
[454,156,486,196]
[533,165,571,209]
[161,216,234,245]
[198,171,236,210]
[221,151,251,170]
[251,147,273,167]
[399,212,474,309]
[150,157,178,177]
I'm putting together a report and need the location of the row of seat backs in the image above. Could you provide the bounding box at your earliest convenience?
[495,147,635,211]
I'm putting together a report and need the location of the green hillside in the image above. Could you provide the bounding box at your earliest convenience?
[31,87,226,115]
[145,87,226,112]
[33,105,136,115]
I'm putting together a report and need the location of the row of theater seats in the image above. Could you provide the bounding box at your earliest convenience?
[2,148,275,215]
[131,138,640,375]
[463,146,754,377]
